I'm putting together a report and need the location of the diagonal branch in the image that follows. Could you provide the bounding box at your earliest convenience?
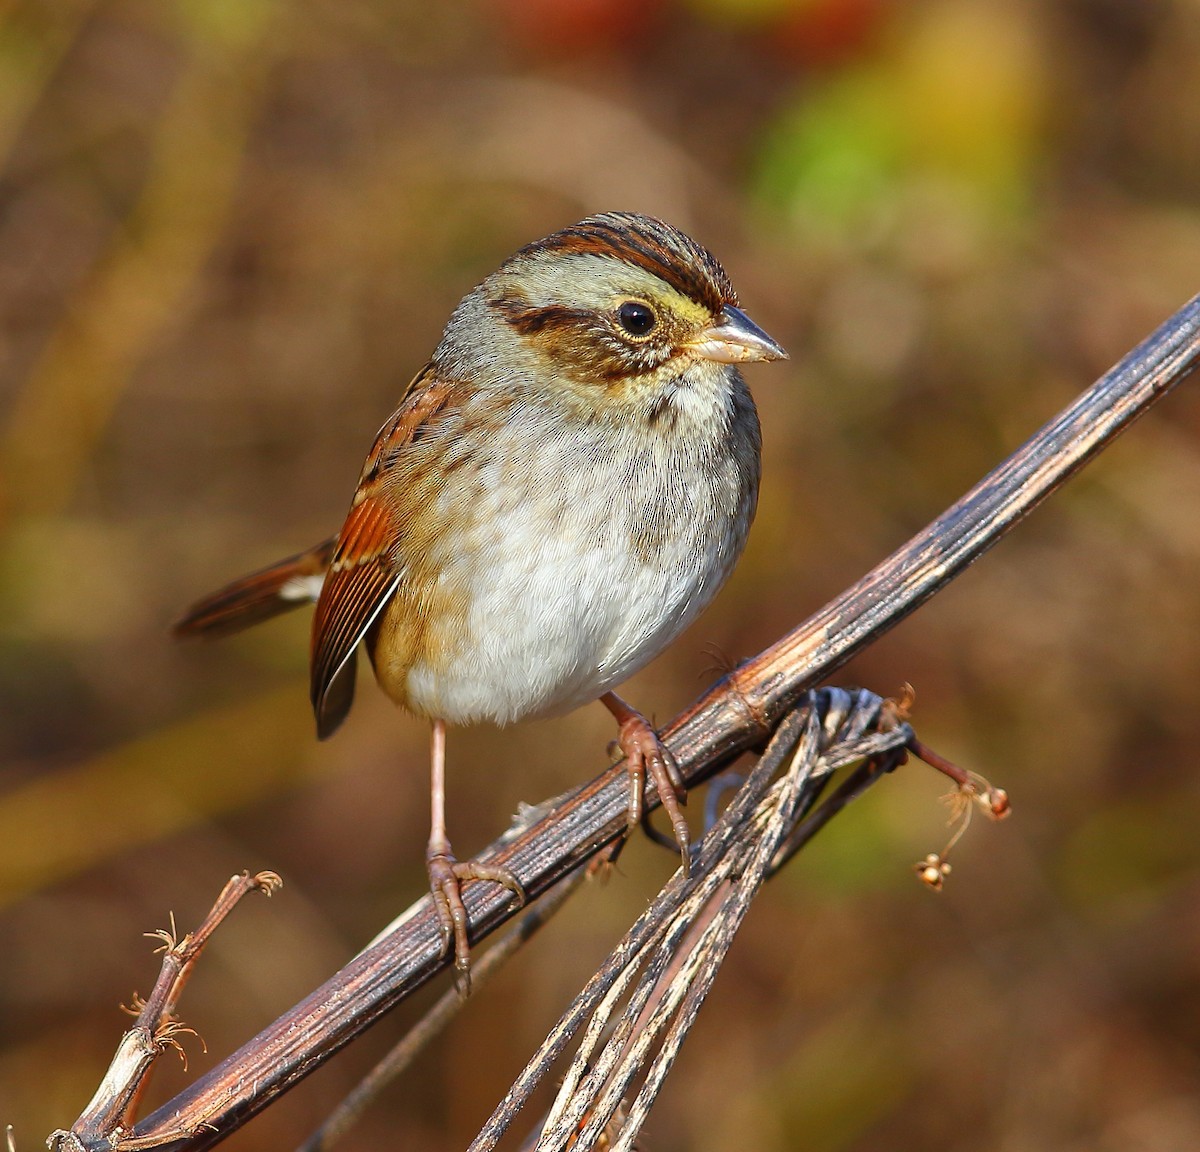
[476,688,915,1152]
[55,295,1200,1152]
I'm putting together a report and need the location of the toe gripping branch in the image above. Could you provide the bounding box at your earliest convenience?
[47,690,1008,1152]
[472,685,1012,1152]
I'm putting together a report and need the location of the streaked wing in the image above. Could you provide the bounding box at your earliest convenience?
[309,366,455,738]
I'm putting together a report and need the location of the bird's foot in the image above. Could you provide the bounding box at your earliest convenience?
[610,706,691,876]
[427,847,525,997]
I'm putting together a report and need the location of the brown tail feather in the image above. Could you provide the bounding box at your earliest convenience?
[173,538,337,639]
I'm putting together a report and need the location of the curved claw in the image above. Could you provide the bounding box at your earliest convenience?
[604,696,691,877]
[427,849,524,997]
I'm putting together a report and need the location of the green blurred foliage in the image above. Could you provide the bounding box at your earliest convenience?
[2,1,1200,1150]
[756,3,1043,231]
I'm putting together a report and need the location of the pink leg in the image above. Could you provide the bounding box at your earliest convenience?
[600,692,691,875]
[425,719,524,995]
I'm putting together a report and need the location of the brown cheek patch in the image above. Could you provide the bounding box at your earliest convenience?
[490,291,624,382]
[495,291,689,387]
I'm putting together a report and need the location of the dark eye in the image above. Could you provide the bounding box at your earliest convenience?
[616,300,657,337]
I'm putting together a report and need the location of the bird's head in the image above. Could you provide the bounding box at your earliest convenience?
[435,212,786,412]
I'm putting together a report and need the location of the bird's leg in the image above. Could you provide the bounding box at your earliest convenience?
[425,718,524,995]
[600,691,691,876]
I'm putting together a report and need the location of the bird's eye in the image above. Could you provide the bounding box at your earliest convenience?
[616,300,657,338]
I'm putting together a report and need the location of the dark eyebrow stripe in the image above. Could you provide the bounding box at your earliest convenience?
[489,293,592,336]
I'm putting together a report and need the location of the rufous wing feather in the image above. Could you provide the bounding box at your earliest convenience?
[309,368,456,738]
[310,497,403,739]
[176,365,455,740]
[173,539,336,638]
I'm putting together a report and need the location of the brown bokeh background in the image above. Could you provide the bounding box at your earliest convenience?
[3,1,1200,1149]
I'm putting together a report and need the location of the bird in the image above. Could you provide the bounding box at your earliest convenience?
[175,211,787,983]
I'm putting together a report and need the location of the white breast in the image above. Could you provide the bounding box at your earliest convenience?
[402,373,759,726]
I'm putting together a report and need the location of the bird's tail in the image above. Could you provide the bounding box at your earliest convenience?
[173,538,337,638]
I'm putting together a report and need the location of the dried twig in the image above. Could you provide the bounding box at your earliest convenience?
[49,872,281,1152]
[50,296,1200,1151]
[477,689,911,1152]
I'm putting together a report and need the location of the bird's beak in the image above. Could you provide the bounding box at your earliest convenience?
[686,305,789,364]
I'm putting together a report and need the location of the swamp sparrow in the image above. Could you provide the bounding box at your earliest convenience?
[176,212,787,980]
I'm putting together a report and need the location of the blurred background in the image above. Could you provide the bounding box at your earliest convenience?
[2,0,1200,1149]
